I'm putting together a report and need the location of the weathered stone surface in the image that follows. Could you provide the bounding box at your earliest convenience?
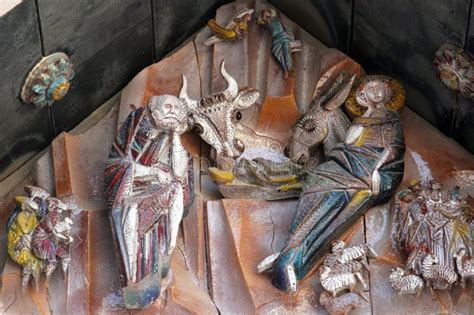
[66,210,89,314]
[53,105,118,209]
[152,0,231,60]
[269,0,352,53]
[0,0,52,181]
[51,21,154,134]
[453,95,474,154]
[38,0,151,64]
[206,200,256,314]
[351,0,470,137]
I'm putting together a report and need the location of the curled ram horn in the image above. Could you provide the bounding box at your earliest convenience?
[179,75,198,109]
[220,60,238,98]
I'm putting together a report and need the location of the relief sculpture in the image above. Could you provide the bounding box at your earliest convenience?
[105,94,193,309]
[259,75,406,292]
[391,181,474,293]
[105,60,257,309]
[7,186,73,290]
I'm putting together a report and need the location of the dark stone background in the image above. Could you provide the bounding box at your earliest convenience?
[0,0,472,181]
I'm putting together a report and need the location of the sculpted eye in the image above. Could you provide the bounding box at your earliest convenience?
[193,123,203,134]
[233,110,243,122]
[303,120,316,132]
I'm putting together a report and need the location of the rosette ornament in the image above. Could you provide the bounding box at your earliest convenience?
[434,44,474,99]
[21,52,75,108]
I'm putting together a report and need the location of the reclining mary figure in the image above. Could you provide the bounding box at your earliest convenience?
[104,94,193,309]
[259,75,406,292]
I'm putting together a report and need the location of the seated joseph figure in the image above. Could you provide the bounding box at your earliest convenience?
[104,94,193,308]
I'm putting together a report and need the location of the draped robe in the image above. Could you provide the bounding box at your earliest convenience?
[273,106,405,290]
[104,108,193,301]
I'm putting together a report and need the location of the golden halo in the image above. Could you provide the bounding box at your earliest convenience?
[344,75,406,117]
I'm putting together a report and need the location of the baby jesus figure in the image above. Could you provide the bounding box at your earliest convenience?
[105,94,193,309]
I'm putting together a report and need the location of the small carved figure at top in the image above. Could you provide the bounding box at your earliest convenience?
[180,60,260,161]
[433,43,474,99]
[259,75,405,293]
[6,185,73,291]
[204,9,254,46]
[391,181,473,292]
[258,8,302,79]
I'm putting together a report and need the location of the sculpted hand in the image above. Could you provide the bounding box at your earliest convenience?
[371,170,381,195]
[154,167,173,184]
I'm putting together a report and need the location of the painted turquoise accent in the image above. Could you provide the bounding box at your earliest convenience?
[47,76,69,100]
[267,18,294,72]
[21,53,75,108]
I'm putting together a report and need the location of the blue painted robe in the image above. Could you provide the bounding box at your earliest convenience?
[272,107,405,291]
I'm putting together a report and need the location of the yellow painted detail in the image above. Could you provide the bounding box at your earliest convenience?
[208,19,237,40]
[15,196,27,203]
[347,190,372,206]
[209,167,235,184]
[345,76,406,116]
[278,181,303,191]
[52,81,71,100]
[7,207,42,271]
[268,175,298,184]
[354,128,372,146]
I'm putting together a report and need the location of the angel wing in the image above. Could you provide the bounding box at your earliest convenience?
[203,8,254,46]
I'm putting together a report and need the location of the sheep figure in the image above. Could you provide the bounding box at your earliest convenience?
[421,254,458,290]
[319,291,364,315]
[320,266,366,297]
[324,253,364,274]
[332,240,378,265]
[453,249,474,287]
[389,267,424,295]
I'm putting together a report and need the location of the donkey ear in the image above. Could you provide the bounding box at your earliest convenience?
[235,89,260,109]
[322,74,356,111]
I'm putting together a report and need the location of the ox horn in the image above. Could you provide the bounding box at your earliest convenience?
[220,60,238,98]
[179,75,198,108]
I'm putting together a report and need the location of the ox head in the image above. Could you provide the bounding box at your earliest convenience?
[179,61,260,159]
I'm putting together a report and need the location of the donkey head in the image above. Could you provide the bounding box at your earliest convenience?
[180,61,259,159]
[285,71,355,164]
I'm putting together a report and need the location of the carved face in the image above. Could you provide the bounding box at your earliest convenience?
[148,95,188,134]
[180,61,259,159]
[356,79,390,108]
[53,216,73,242]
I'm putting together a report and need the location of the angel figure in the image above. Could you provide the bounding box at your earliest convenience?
[104,94,193,309]
[258,8,302,79]
[204,9,254,46]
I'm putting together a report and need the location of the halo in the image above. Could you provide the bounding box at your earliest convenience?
[344,75,405,117]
